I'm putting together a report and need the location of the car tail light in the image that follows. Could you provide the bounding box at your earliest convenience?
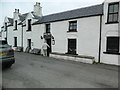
[8,49,14,52]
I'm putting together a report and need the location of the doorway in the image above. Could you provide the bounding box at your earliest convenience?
[46,39,51,56]
[68,39,77,55]
[27,39,31,49]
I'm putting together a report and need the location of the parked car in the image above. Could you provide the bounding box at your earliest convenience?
[0,40,15,68]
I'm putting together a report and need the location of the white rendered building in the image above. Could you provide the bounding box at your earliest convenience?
[1,0,120,65]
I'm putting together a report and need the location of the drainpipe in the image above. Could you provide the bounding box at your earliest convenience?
[21,23,23,51]
[98,15,102,63]
[118,2,120,64]
[6,23,8,42]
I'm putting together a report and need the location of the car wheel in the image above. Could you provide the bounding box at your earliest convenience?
[5,64,12,68]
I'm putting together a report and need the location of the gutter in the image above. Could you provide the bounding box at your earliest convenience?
[98,15,102,63]
[6,24,8,42]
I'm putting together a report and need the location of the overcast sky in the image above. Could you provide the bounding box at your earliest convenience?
[0,0,104,30]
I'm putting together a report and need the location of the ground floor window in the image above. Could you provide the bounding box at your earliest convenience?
[27,39,31,49]
[68,39,77,55]
[14,37,17,47]
[106,37,119,53]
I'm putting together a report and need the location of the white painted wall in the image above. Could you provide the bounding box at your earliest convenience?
[7,26,14,46]
[12,25,22,50]
[23,13,34,51]
[51,21,68,54]
[23,26,32,51]
[32,24,45,49]
[1,30,6,40]
[77,16,101,62]
[51,16,100,62]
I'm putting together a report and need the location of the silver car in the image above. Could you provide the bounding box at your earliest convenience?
[0,40,15,68]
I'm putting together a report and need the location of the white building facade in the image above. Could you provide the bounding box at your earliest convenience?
[0,0,120,65]
[101,0,120,65]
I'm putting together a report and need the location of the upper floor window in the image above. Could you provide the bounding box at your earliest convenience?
[108,2,119,23]
[46,24,50,33]
[27,19,32,31]
[14,20,17,30]
[5,23,7,31]
[69,21,77,32]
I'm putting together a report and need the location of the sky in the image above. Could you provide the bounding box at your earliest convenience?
[0,0,105,30]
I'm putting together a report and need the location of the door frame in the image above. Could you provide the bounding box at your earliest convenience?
[68,39,77,55]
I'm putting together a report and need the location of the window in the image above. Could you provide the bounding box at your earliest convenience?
[69,21,77,32]
[5,23,7,31]
[108,2,119,23]
[106,37,119,53]
[27,19,31,31]
[14,37,17,47]
[46,24,50,33]
[15,20,17,30]
[68,39,77,55]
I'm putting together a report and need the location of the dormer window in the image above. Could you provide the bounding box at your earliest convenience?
[14,20,17,30]
[107,2,119,23]
[27,19,32,31]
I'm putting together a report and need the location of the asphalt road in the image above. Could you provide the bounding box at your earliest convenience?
[2,52,119,88]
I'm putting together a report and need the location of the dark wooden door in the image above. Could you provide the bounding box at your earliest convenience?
[68,39,76,55]
[46,39,51,56]
[28,39,31,49]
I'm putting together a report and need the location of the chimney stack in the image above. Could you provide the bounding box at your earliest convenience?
[33,2,42,17]
[13,9,20,19]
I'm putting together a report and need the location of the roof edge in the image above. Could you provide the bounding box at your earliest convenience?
[32,13,103,25]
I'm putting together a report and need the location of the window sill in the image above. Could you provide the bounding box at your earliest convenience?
[26,30,32,32]
[67,31,77,33]
[65,52,78,55]
[13,29,17,31]
[13,46,17,47]
[105,22,119,24]
[103,52,120,55]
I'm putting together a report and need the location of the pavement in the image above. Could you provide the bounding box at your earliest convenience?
[1,52,119,88]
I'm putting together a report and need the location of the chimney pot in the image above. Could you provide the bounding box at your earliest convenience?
[36,2,40,6]
[18,9,19,13]
[15,9,19,13]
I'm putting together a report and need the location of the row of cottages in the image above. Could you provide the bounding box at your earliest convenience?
[0,0,120,65]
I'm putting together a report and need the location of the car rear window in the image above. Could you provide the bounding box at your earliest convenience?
[0,44,9,48]
[0,40,7,45]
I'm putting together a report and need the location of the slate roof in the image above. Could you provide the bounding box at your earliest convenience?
[8,17,13,26]
[31,12,41,19]
[33,4,103,25]
[18,13,29,25]
[18,12,41,25]
[5,4,103,26]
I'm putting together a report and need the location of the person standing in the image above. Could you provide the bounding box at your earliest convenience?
[42,41,50,56]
